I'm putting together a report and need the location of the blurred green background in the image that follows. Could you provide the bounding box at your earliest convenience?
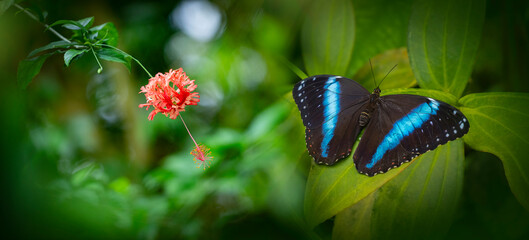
[0,0,528,239]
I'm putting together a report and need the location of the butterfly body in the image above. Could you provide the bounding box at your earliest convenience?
[293,75,469,176]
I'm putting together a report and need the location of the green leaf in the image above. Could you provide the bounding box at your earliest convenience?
[28,40,74,57]
[304,139,412,228]
[371,139,464,239]
[0,0,14,15]
[459,93,529,211]
[301,0,355,76]
[109,177,131,194]
[90,22,119,47]
[71,162,98,187]
[77,16,94,28]
[333,140,464,239]
[346,0,414,76]
[332,192,375,240]
[408,0,486,98]
[64,48,88,66]
[353,48,416,91]
[49,19,84,30]
[95,48,132,70]
[17,53,52,89]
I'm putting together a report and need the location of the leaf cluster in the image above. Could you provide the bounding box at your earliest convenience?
[17,16,132,89]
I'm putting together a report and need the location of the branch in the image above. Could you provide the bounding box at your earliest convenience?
[14,3,71,43]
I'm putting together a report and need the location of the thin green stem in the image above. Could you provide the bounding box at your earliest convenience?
[90,46,104,73]
[179,114,205,160]
[14,3,71,43]
[95,43,153,78]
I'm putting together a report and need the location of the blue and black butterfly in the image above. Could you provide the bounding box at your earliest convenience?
[293,74,469,176]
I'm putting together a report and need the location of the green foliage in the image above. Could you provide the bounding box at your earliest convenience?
[95,48,132,70]
[302,0,355,76]
[0,0,14,15]
[346,0,413,76]
[304,142,411,228]
[16,15,130,88]
[17,53,51,89]
[64,49,88,66]
[28,40,74,57]
[408,0,486,98]
[460,93,529,211]
[354,48,416,91]
[336,140,464,239]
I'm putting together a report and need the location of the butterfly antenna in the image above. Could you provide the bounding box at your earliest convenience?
[369,59,377,87]
[378,64,398,87]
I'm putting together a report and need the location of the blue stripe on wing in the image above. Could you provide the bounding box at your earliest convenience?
[320,77,340,157]
[366,98,440,168]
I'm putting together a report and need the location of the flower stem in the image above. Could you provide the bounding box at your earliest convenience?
[179,114,205,160]
[90,45,104,73]
[95,44,153,78]
[14,4,72,43]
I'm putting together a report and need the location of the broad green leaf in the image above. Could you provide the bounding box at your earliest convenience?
[354,48,416,91]
[64,48,88,66]
[28,40,74,57]
[304,140,412,228]
[408,0,486,98]
[49,19,84,30]
[332,191,375,240]
[459,93,529,211]
[90,22,119,47]
[370,139,464,239]
[346,0,414,76]
[0,0,14,15]
[76,16,94,28]
[64,17,94,30]
[95,48,132,71]
[333,140,464,239]
[301,0,355,76]
[17,53,52,89]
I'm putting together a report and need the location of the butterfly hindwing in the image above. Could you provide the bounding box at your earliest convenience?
[353,94,469,176]
[293,75,370,165]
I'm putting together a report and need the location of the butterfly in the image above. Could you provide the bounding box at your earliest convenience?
[292,74,470,176]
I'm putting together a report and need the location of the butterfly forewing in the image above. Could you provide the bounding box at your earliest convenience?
[293,75,370,165]
[354,95,469,176]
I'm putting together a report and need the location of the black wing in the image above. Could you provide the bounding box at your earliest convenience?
[353,94,469,176]
[293,75,370,165]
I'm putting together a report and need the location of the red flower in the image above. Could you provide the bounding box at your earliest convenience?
[139,68,200,120]
[191,144,213,170]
